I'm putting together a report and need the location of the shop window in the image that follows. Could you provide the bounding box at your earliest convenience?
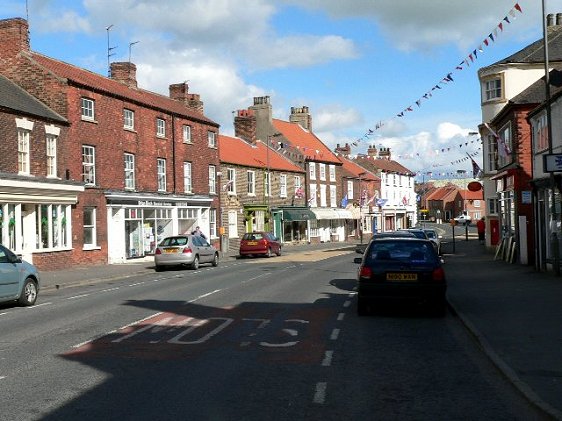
[83,207,97,248]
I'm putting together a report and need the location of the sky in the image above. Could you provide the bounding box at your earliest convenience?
[1,0,558,179]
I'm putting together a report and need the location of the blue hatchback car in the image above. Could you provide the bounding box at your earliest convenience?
[0,244,40,306]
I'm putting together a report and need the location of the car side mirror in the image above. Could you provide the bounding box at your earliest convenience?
[354,257,363,264]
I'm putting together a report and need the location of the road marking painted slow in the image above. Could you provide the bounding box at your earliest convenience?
[313,382,327,404]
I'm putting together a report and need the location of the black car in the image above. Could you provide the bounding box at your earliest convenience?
[354,238,447,316]
[355,230,416,254]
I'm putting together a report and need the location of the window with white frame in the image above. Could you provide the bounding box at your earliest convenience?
[309,184,318,207]
[209,209,217,238]
[46,134,57,177]
[183,162,192,193]
[309,162,316,180]
[157,158,166,192]
[319,163,326,181]
[247,170,255,195]
[484,78,502,101]
[329,165,336,181]
[228,210,238,237]
[124,153,135,190]
[208,131,217,147]
[330,185,337,207]
[81,97,95,120]
[265,172,270,197]
[294,175,301,197]
[533,112,549,152]
[156,118,166,137]
[227,168,236,194]
[82,145,95,185]
[280,174,287,197]
[17,129,30,175]
[347,180,354,199]
[488,198,498,215]
[183,125,192,143]
[473,199,481,208]
[123,109,134,130]
[209,165,216,194]
[83,207,97,247]
[320,184,327,207]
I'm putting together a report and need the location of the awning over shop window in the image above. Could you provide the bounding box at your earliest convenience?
[282,208,316,221]
[334,209,353,219]
[311,208,340,220]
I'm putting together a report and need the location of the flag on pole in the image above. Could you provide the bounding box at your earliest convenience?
[341,194,348,208]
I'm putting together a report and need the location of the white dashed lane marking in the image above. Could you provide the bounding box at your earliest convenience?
[321,350,333,367]
[330,328,340,341]
[313,382,327,404]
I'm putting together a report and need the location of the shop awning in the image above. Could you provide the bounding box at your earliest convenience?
[334,209,353,219]
[282,208,316,221]
[311,208,340,220]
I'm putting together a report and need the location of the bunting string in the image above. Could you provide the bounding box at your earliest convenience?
[351,2,523,147]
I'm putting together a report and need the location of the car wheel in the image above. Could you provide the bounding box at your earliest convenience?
[357,297,368,316]
[276,246,282,256]
[266,247,272,258]
[18,278,38,306]
[191,255,200,270]
[155,265,164,272]
[212,253,219,267]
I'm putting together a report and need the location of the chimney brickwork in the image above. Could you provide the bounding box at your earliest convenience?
[335,143,351,155]
[234,109,257,144]
[110,62,137,88]
[289,106,312,131]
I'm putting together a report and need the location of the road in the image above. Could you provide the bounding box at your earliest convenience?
[0,244,548,420]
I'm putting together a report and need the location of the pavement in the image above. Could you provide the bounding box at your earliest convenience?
[38,236,562,419]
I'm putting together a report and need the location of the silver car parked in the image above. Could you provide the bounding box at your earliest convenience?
[154,235,219,271]
[0,244,40,306]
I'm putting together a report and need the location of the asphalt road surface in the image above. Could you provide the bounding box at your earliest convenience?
[0,247,549,420]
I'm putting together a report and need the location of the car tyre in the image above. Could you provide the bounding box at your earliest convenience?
[212,253,219,267]
[266,247,272,258]
[191,255,200,270]
[18,278,38,306]
[276,246,282,256]
[155,265,164,272]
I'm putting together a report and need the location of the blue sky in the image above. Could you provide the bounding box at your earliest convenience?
[1,0,556,178]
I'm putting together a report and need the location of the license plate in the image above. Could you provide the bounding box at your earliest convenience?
[164,248,177,253]
[386,273,417,281]
[246,241,258,246]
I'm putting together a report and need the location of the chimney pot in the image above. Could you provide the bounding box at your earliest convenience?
[557,13,562,26]
[547,13,555,26]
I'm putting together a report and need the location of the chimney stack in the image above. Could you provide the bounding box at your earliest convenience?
[169,82,204,114]
[367,144,378,157]
[234,109,257,144]
[110,62,137,88]
[0,18,30,59]
[335,143,351,155]
[289,106,312,131]
[378,147,392,160]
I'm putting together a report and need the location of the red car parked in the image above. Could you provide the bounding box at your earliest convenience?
[239,232,282,258]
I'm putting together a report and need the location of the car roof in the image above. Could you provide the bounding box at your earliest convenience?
[371,231,416,238]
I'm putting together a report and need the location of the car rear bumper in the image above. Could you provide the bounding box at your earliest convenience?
[358,282,446,302]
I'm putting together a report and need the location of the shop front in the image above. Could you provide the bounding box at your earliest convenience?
[0,176,84,269]
[275,206,316,244]
[105,192,212,263]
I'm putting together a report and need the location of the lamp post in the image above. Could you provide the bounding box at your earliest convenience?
[266,133,282,231]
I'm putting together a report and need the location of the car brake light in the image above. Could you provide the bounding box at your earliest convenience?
[155,248,162,255]
[359,266,372,278]
[182,247,193,254]
[432,267,445,281]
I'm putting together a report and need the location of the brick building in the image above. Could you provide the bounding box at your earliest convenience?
[0,74,84,270]
[234,97,350,244]
[0,18,220,267]
[218,133,307,249]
